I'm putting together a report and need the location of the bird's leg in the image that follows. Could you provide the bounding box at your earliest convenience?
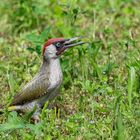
[31,109,41,123]
[8,100,41,122]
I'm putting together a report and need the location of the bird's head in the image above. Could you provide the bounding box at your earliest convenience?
[43,37,86,60]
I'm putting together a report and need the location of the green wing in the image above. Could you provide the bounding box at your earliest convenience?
[11,73,49,105]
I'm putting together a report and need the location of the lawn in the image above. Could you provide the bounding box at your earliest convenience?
[0,0,140,139]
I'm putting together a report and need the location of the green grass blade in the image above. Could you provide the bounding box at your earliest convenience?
[116,112,124,140]
[127,67,136,109]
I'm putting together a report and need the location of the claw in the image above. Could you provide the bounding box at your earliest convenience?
[31,109,40,123]
[31,115,40,123]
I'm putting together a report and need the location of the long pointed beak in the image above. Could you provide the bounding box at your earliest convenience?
[56,36,87,55]
[64,36,86,48]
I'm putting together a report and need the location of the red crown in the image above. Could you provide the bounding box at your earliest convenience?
[43,38,64,54]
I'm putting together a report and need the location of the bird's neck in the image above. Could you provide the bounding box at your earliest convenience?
[48,58,62,75]
[41,58,61,72]
[41,58,63,90]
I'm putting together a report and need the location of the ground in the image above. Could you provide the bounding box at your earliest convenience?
[0,0,140,139]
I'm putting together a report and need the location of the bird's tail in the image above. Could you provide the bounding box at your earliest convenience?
[0,104,22,114]
[8,105,22,111]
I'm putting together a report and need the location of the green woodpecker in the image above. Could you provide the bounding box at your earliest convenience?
[7,37,86,121]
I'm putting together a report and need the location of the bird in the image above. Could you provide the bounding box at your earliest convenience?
[5,36,86,121]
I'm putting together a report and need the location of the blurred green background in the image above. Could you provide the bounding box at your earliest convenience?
[0,0,140,139]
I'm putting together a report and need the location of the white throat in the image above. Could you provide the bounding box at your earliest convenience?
[48,58,63,91]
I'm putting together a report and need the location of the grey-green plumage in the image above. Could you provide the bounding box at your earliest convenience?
[7,37,86,121]
[10,44,63,116]
[11,60,50,105]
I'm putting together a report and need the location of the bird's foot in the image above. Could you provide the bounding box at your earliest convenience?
[31,109,41,123]
[31,115,40,123]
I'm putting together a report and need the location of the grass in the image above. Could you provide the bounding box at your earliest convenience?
[0,0,140,139]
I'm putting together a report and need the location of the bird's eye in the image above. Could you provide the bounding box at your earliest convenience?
[56,42,61,48]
